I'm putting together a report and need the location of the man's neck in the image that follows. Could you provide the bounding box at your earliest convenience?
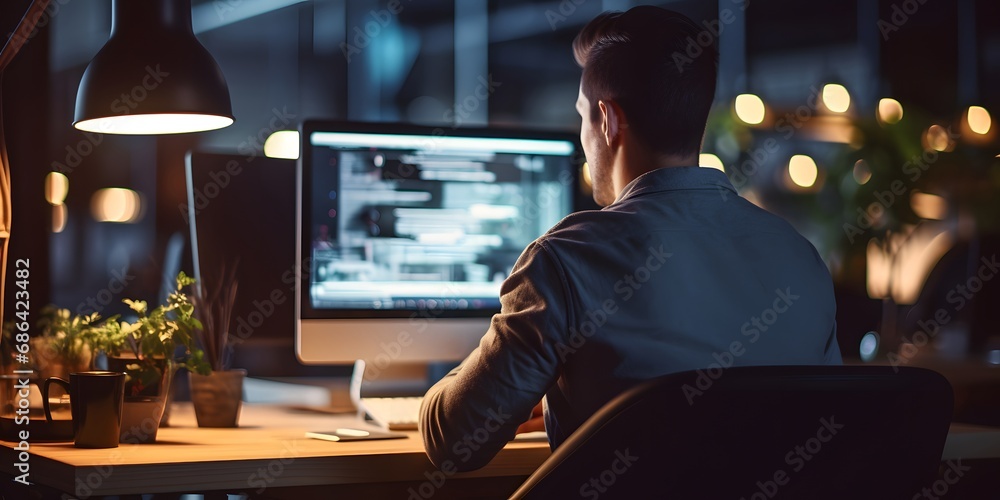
[612,150,698,199]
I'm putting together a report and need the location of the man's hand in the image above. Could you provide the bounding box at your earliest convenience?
[516,401,545,434]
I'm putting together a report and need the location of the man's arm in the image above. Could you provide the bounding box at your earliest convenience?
[419,241,568,472]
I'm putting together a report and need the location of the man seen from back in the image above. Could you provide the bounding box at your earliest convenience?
[419,5,842,472]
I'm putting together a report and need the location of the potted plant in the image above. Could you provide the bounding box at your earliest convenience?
[1,307,97,379]
[91,272,209,443]
[189,264,246,427]
[2,307,97,442]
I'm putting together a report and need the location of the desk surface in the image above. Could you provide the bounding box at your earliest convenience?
[4,404,1000,498]
[0,403,549,498]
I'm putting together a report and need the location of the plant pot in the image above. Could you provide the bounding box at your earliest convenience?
[159,388,174,427]
[189,369,245,428]
[106,357,172,443]
[31,337,92,380]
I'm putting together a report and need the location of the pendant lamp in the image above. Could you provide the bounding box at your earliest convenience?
[73,0,234,135]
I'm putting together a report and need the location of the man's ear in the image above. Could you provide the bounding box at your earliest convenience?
[598,99,623,148]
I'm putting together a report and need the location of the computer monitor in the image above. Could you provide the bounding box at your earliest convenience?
[296,121,581,364]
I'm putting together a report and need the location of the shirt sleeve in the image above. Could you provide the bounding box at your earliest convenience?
[419,241,568,472]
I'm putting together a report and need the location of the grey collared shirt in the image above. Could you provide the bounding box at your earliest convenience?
[419,166,841,471]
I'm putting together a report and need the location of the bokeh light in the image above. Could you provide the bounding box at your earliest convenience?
[910,191,947,220]
[923,125,954,152]
[853,160,872,185]
[877,98,903,124]
[91,188,142,223]
[859,331,880,362]
[822,84,850,113]
[52,204,67,233]
[264,130,300,159]
[699,153,725,172]
[968,106,991,135]
[45,172,69,205]
[788,155,819,188]
[734,94,766,125]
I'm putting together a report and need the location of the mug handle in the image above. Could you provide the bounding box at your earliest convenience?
[43,377,71,422]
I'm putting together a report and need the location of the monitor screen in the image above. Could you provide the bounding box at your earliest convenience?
[297,121,581,363]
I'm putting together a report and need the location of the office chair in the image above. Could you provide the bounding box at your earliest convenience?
[510,365,953,500]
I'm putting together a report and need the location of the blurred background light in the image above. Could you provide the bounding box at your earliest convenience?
[734,94,765,125]
[822,84,851,113]
[193,0,309,33]
[741,188,764,208]
[581,163,592,188]
[859,331,880,362]
[788,154,819,188]
[877,98,904,124]
[893,228,953,304]
[866,238,890,299]
[264,130,300,159]
[699,153,725,172]
[989,350,1000,366]
[867,228,954,303]
[911,191,947,220]
[924,124,954,152]
[967,105,992,135]
[52,203,67,233]
[45,171,69,206]
[853,160,872,185]
[91,188,142,223]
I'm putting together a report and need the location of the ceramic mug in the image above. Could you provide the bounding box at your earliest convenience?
[43,371,125,448]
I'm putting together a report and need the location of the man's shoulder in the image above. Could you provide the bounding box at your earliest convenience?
[537,208,630,246]
[535,195,825,269]
[734,200,827,256]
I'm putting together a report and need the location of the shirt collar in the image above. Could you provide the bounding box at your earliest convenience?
[612,166,738,205]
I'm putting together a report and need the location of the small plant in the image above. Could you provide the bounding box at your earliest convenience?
[92,272,210,395]
[2,273,208,395]
[191,263,239,372]
[2,306,97,374]
[35,306,99,368]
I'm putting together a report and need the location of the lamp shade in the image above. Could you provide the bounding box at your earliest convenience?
[73,0,234,135]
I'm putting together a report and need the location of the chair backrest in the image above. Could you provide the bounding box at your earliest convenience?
[510,365,953,500]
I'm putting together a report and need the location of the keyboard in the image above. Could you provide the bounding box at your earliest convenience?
[360,396,423,430]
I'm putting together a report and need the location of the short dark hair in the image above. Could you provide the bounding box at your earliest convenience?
[573,6,717,157]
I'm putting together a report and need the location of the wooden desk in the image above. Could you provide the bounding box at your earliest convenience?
[0,404,550,499]
[942,422,1000,460]
[4,405,1000,499]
